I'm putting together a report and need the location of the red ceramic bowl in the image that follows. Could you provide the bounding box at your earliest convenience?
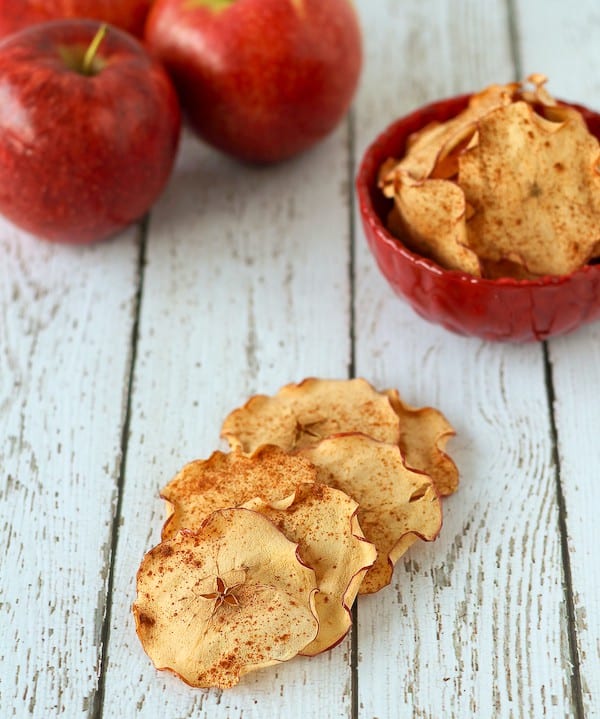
[356,94,600,342]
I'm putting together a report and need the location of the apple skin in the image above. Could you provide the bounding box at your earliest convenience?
[145,0,362,163]
[0,20,181,244]
[0,0,154,39]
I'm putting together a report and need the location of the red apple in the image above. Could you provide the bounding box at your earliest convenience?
[0,0,154,40]
[145,0,362,163]
[0,20,181,244]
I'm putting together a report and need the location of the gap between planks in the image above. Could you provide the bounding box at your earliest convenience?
[542,344,585,719]
[506,1,584,715]
[91,217,148,719]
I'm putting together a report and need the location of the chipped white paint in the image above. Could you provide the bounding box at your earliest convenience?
[548,323,600,719]
[2,2,599,718]
[0,221,140,717]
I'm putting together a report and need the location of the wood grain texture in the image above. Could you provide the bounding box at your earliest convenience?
[353,0,574,716]
[512,0,600,102]
[100,127,354,718]
[3,3,600,717]
[514,1,600,713]
[0,220,140,717]
[546,324,600,719]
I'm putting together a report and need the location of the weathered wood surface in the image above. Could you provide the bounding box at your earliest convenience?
[0,222,140,716]
[1,2,599,718]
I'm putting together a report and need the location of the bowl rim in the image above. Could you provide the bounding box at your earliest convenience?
[355,93,600,290]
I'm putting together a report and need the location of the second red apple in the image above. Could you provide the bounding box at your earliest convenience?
[0,0,154,40]
[145,0,362,163]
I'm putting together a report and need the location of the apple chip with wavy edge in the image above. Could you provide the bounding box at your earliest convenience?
[388,174,481,275]
[459,100,600,275]
[380,75,559,190]
[242,482,377,656]
[384,389,458,497]
[133,508,319,689]
[379,81,516,186]
[221,377,401,453]
[161,445,317,540]
[298,434,442,594]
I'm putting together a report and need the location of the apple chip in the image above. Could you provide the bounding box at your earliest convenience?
[161,445,317,540]
[479,257,542,280]
[459,100,600,275]
[389,173,481,275]
[242,483,377,655]
[384,389,458,496]
[379,120,469,184]
[517,74,581,125]
[221,377,401,453]
[379,81,515,188]
[133,508,319,689]
[298,434,442,594]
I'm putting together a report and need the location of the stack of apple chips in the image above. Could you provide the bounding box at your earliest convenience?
[133,378,458,688]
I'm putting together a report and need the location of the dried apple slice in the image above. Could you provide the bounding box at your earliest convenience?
[389,173,481,275]
[516,73,580,124]
[161,445,317,540]
[242,483,377,655]
[298,434,442,594]
[459,100,600,275]
[384,389,459,497]
[379,81,516,188]
[480,257,542,280]
[221,377,401,453]
[133,508,319,689]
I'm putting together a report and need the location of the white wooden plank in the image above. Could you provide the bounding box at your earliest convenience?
[353,0,574,716]
[100,126,354,717]
[515,1,600,714]
[545,324,600,718]
[513,0,600,105]
[0,221,140,717]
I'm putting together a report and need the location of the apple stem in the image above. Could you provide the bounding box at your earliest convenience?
[82,24,108,76]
